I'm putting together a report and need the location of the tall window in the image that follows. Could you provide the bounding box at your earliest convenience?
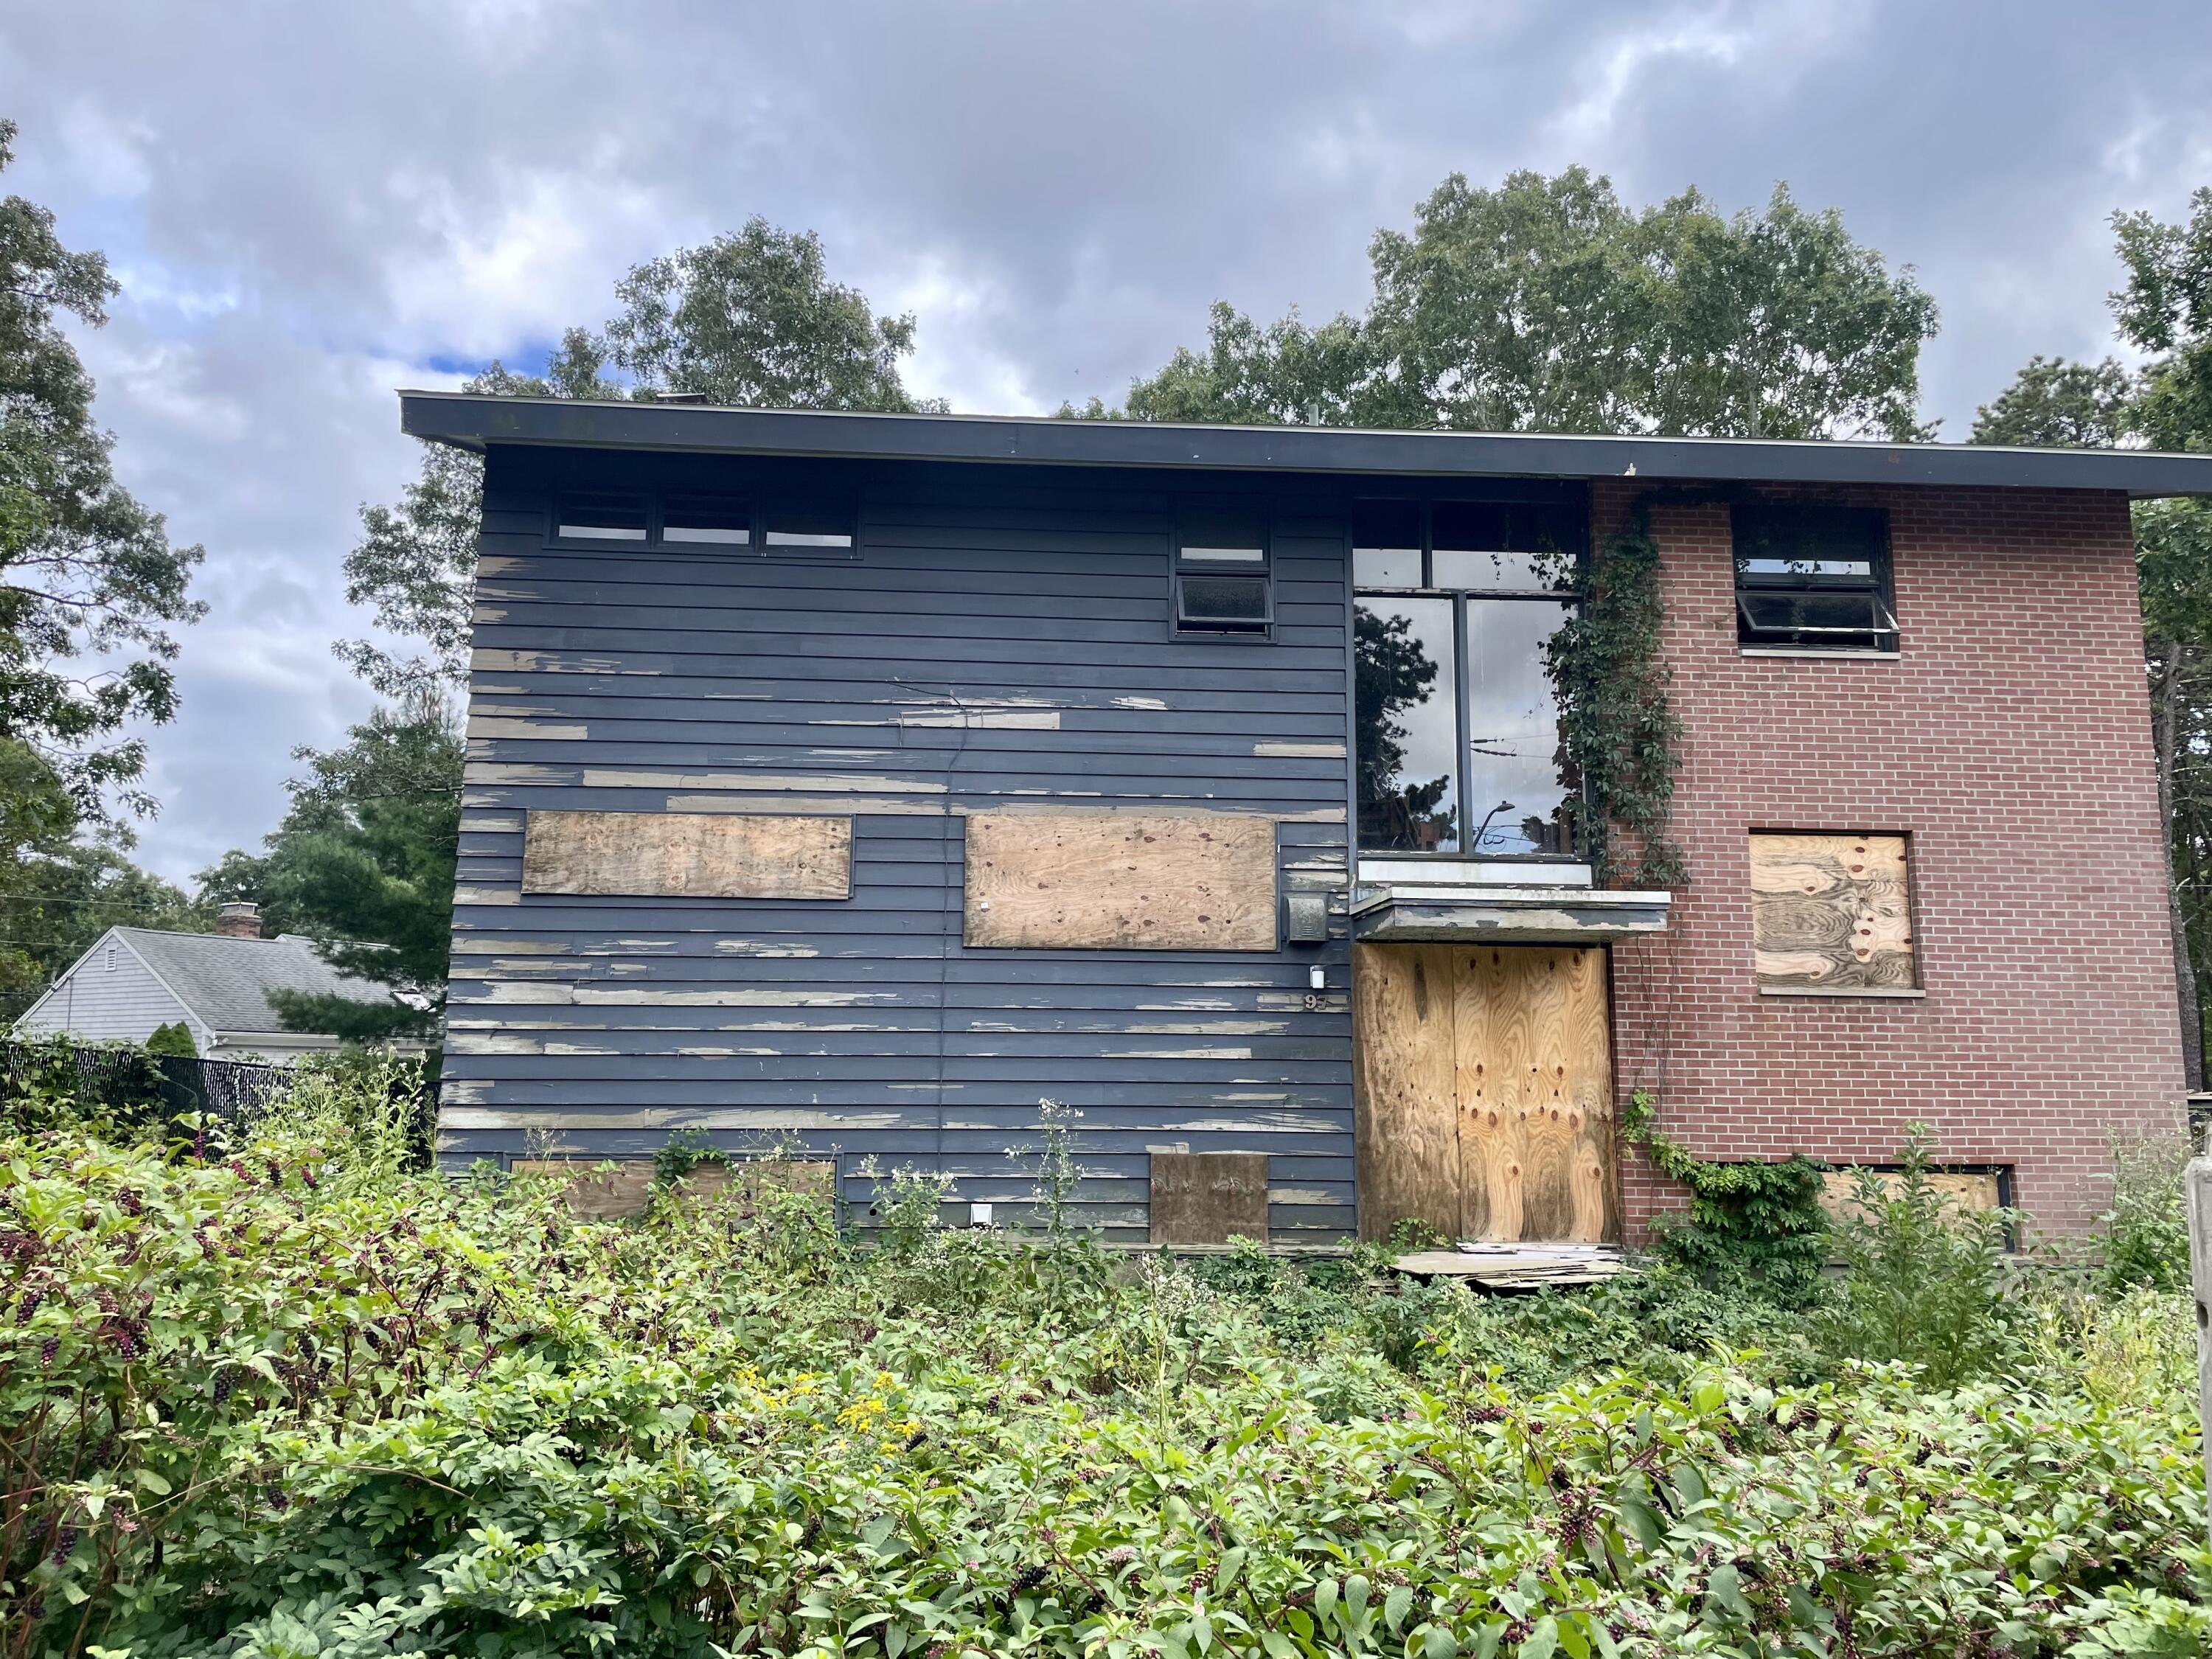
[1353,497,1580,858]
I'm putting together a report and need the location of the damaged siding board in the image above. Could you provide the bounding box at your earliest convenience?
[444,451,1355,1242]
[1150,1152,1271,1245]
[522,811,852,900]
[964,811,1279,951]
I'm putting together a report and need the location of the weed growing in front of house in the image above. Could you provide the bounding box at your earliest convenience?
[2,1074,2204,1658]
[2096,1128,2194,1292]
[1006,1095,1089,1237]
[1819,1122,2024,1388]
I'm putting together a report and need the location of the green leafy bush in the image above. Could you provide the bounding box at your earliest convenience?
[1821,1124,2023,1388]
[2096,1130,2192,1292]
[1,1097,2202,1658]
[1619,1089,1831,1307]
[142,1021,197,1058]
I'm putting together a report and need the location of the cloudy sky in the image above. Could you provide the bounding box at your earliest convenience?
[3,0,2211,883]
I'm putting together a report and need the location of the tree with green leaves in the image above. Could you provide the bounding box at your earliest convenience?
[1973,187,2212,1086]
[1968,355,2134,449]
[1107,167,1938,440]
[2112,189,2212,454]
[0,119,205,826]
[0,119,211,1023]
[199,693,460,1041]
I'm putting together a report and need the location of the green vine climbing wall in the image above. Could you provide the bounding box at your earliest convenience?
[1543,502,1686,889]
[1621,1088,1832,1305]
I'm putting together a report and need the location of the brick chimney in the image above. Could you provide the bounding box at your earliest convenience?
[216,900,262,939]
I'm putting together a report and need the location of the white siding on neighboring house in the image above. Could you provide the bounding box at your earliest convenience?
[13,932,204,1049]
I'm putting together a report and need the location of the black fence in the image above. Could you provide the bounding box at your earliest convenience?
[4,1039,442,1168]
[3,1040,293,1143]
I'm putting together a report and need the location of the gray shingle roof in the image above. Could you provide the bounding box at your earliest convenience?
[115,928,402,1034]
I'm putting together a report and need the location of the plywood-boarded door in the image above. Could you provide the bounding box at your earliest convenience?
[1356,942,1618,1244]
[1352,944,1461,1242]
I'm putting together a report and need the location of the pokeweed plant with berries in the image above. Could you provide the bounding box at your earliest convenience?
[0,1074,2204,1659]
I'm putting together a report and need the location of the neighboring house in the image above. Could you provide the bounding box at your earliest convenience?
[13,902,412,1065]
[403,390,2212,1245]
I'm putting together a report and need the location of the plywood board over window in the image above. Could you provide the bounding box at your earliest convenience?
[523,811,852,900]
[963,811,1278,950]
[1818,1166,2003,1223]
[1749,832,1916,990]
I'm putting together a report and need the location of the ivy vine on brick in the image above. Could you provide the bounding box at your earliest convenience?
[1543,502,1686,888]
[1621,1088,1832,1306]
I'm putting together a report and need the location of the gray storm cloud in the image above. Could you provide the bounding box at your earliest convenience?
[0,0,2207,880]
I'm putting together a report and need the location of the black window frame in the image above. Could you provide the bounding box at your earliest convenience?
[1352,493,1586,863]
[545,485,862,562]
[550,489,653,546]
[1733,503,1898,653]
[1171,498,1274,639]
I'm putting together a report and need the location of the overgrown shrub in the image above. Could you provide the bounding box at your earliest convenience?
[2097,1130,2192,1292]
[1,1095,2204,1658]
[1820,1123,2023,1388]
[1620,1088,1832,1307]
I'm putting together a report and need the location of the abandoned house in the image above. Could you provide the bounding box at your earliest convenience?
[401,390,2212,1246]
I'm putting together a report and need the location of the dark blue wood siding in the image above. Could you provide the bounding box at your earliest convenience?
[440,447,1354,1242]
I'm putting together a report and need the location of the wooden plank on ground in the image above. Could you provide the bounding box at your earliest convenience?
[1750,832,1915,990]
[962,810,1277,950]
[1354,942,1460,1243]
[1150,1152,1270,1245]
[523,810,852,900]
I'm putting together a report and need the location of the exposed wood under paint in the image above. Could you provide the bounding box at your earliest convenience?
[442,461,1357,1240]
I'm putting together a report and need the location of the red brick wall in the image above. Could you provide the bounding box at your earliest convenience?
[1599,481,2188,1239]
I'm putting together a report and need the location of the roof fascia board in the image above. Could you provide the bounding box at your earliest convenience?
[399,390,2212,498]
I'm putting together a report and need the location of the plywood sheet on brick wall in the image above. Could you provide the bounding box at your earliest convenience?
[962,811,1276,950]
[1749,832,1915,990]
[1151,1152,1270,1245]
[1819,1167,2002,1224]
[523,810,851,899]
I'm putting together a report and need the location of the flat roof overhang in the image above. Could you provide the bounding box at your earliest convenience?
[1351,886,1672,945]
[400,391,2212,498]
